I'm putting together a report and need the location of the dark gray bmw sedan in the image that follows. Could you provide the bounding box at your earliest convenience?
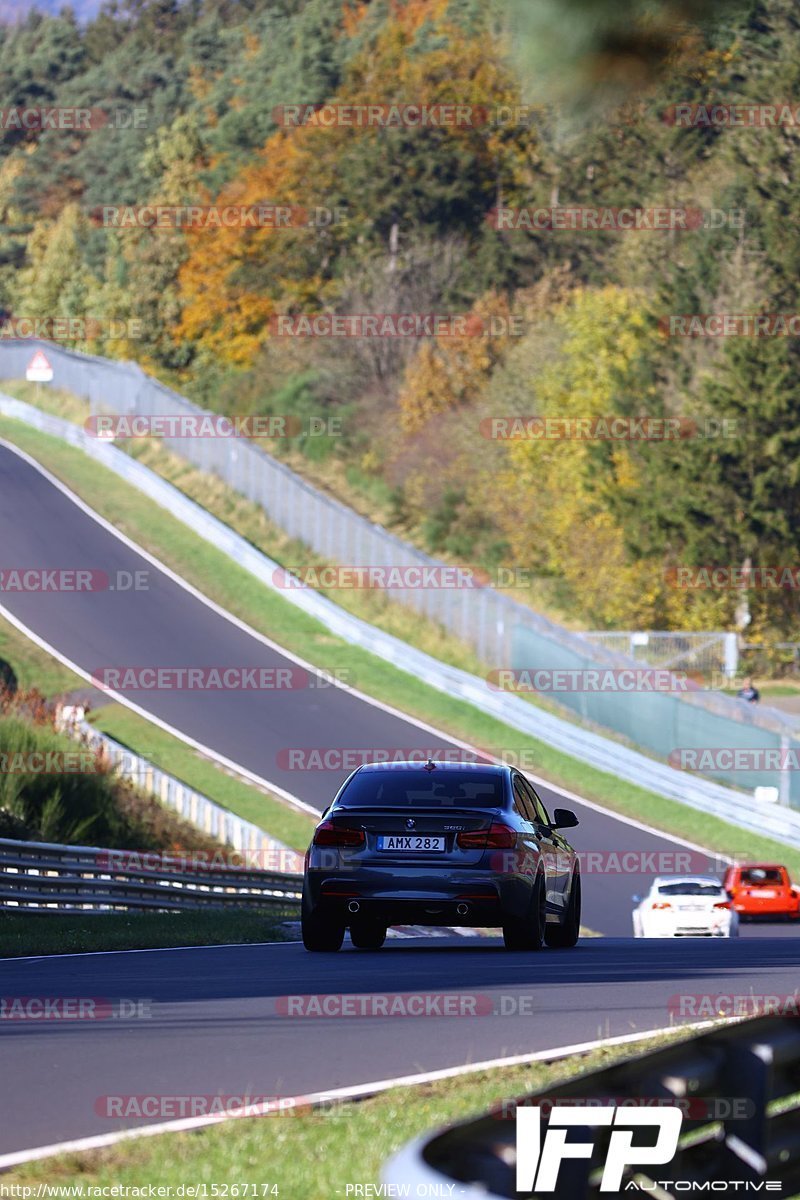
[301,760,581,951]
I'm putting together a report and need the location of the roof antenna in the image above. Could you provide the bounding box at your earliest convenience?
[423,760,437,773]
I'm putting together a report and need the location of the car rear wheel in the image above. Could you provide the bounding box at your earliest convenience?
[349,919,387,950]
[503,873,546,951]
[302,908,345,952]
[545,872,581,948]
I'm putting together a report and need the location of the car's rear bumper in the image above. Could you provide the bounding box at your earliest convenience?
[304,866,542,925]
[318,894,503,926]
[642,928,732,937]
[641,917,735,937]
[733,896,800,917]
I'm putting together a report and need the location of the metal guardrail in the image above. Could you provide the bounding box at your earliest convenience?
[3,395,800,849]
[0,836,303,914]
[384,1015,800,1198]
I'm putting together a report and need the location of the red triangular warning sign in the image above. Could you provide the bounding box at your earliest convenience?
[26,349,54,382]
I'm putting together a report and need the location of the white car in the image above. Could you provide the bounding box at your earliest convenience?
[632,875,739,938]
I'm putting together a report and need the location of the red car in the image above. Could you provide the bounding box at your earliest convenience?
[723,863,800,921]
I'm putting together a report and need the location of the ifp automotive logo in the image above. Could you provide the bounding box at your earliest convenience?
[516,1105,683,1192]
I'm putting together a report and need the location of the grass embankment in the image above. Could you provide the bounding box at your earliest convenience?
[0,686,229,853]
[1,413,799,878]
[0,909,297,958]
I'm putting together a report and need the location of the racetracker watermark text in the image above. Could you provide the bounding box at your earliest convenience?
[487,668,698,693]
[0,569,148,592]
[92,206,345,229]
[84,415,342,439]
[487,206,744,232]
[269,313,524,337]
[90,667,352,691]
[479,416,736,440]
[272,103,534,128]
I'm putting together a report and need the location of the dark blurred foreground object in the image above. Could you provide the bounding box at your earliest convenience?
[414,1014,800,1197]
[504,0,751,111]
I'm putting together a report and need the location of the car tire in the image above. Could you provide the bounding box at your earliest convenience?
[302,907,345,952]
[349,919,387,950]
[503,873,546,951]
[545,872,581,949]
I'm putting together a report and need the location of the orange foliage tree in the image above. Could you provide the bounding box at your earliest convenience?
[177,0,532,364]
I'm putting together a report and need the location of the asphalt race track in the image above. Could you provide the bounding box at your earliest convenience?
[1,937,798,1156]
[0,441,797,1158]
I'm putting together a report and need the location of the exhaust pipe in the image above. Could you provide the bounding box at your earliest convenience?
[456,903,469,916]
[347,899,361,914]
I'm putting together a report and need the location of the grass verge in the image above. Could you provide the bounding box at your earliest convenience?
[1,414,799,877]
[0,908,297,958]
[2,1026,699,1189]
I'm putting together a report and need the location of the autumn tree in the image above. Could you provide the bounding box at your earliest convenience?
[177,0,534,363]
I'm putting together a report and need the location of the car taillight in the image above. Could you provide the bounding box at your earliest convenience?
[312,820,365,848]
[457,822,517,850]
[651,902,672,910]
[714,901,731,909]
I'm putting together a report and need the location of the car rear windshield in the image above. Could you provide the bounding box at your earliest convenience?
[740,868,784,884]
[335,768,505,808]
[657,882,723,897]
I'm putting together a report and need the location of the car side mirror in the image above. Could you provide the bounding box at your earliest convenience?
[632,895,641,904]
[551,808,579,829]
